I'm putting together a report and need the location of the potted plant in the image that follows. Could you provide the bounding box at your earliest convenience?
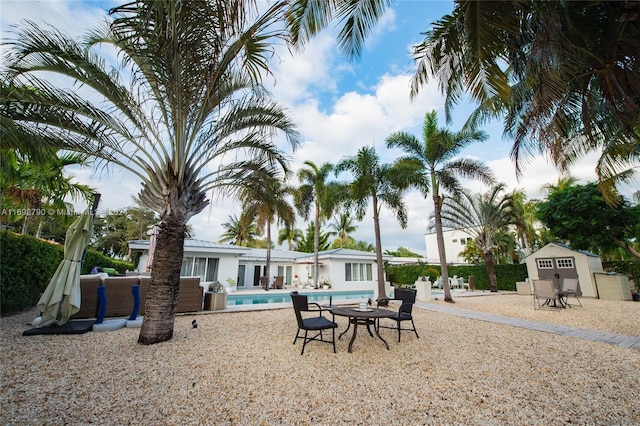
[225,277,237,293]
[322,279,331,290]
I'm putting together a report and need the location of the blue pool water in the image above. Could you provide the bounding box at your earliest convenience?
[227,290,375,306]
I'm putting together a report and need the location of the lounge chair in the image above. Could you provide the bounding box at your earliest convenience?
[532,279,563,309]
[559,278,582,307]
[290,292,337,355]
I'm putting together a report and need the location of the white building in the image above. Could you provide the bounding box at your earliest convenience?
[128,240,390,292]
[424,228,476,265]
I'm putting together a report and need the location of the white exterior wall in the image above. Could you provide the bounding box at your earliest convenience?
[323,258,377,292]
[424,228,475,264]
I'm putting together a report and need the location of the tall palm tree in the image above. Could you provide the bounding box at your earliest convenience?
[335,146,411,300]
[294,161,342,288]
[2,1,300,344]
[218,211,258,247]
[386,110,493,303]
[240,174,295,289]
[328,211,357,248]
[410,1,640,203]
[439,183,513,292]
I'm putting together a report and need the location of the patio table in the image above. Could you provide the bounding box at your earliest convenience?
[330,307,395,353]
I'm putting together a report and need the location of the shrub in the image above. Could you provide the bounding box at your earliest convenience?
[0,230,134,315]
[385,262,528,291]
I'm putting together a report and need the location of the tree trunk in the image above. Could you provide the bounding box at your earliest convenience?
[313,200,320,288]
[138,218,185,345]
[265,220,272,290]
[36,217,44,238]
[484,251,498,292]
[372,196,387,300]
[433,194,454,303]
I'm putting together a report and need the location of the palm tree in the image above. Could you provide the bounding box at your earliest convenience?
[218,211,258,247]
[240,175,295,289]
[294,161,342,288]
[410,1,640,203]
[328,212,357,248]
[1,150,94,235]
[439,184,513,292]
[285,0,392,60]
[386,110,493,303]
[335,146,411,300]
[508,189,539,259]
[2,1,300,344]
[540,175,579,196]
[278,224,303,251]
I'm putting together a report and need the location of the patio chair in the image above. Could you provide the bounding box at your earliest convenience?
[559,278,583,307]
[380,287,419,342]
[532,279,563,309]
[273,276,284,289]
[290,292,337,355]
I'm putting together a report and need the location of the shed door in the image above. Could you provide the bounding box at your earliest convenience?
[535,257,578,292]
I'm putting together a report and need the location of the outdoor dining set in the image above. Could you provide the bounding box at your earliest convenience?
[290,288,420,355]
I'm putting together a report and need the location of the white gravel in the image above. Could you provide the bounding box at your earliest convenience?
[1,294,639,425]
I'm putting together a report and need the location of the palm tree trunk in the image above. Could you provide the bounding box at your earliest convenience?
[372,196,388,300]
[313,200,320,289]
[484,251,498,292]
[265,220,272,291]
[22,213,30,234]
[138,218,185,345]
[434,194,454,303]
[36,217,44,238]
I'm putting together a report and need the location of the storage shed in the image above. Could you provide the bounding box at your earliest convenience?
[525,243,604,298]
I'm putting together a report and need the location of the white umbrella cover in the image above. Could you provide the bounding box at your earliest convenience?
[37,211,94,326]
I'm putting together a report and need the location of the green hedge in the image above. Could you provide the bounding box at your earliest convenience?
[0,230,134,315]
[385,262,528,291]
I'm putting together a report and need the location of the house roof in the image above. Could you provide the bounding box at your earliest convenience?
[296,248,392,262]
[526,242,600,258]
[129,239,392,262]
[128,239,250,255]
[240,248,310,262]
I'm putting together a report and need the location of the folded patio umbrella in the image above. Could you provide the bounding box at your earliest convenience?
[37,208,95,327]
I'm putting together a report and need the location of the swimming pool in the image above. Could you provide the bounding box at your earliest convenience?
[227,290,375,306]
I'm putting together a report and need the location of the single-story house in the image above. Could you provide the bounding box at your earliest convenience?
[525,242,603,298]
[127,240,390,293]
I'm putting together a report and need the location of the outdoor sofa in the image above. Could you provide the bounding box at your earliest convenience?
[71,274,203,319]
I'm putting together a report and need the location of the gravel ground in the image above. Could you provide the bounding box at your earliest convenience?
[1,294,639,425]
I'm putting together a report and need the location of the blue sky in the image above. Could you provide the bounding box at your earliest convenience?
[2,0,621,256]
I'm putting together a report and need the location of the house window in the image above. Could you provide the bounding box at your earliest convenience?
[180,257,219,282]
[345,263,373,281]
[452,239,458,243]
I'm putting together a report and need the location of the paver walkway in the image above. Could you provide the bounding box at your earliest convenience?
[415,301,640,351]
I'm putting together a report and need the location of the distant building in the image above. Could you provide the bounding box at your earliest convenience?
[424,228,477,265]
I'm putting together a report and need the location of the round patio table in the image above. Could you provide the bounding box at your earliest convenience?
[330,307,395,353]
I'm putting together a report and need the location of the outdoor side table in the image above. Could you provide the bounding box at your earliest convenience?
[330,307,395,353]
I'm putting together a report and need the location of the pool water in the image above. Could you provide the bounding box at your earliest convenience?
[227,290,375,306]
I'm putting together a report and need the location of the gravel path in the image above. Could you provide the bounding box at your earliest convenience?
[2,294,639,425]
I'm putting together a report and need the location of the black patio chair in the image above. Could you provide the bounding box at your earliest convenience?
[290,292,337,355]
[380,287,420,342]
